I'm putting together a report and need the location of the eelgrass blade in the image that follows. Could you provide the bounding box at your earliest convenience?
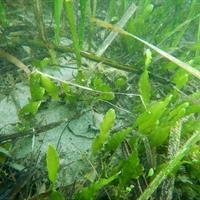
[54,0,63,45]
[160,119,183,200]
[196,17,200,56]
[88,0,97,50]
[0,2,8,28]
[96,3,137,56]
[107,0,115,21]
[172,0,199,47]
[64,0,81,68]
[158,14,200,46]
[93,18,200,80]
[79,0,88,48]
[137,130,200,200]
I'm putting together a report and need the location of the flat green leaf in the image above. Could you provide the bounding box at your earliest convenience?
[149,126,170,146]
[183,120,200,134]
[62,82,71,93]
[190,91,200,99]
[168,102,189,122]
[105,127,132,153]
[92,109,115,155]
[46,144,60,184]
[139,70,151,106]
[76,173,119,200]
[41,75,60,100]
[172,69,189,89]
[62,83,77,103]
[0,2,8,28]
[19,101,41,116]
[115,76,127,88]
[168,102,189,120]
[136,95,172,134]
[186,104,200,115]
[30,72,45,101]
[138,49,152,106]
[32,58,49,69]
[145,49,152,69]
[147,168,154,177]
[120,152,143,185]
[50,190,65,200]
[99,109,115,135]
[91,77,115,100]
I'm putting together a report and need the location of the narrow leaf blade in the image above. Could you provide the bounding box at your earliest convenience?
[54,0,63,44]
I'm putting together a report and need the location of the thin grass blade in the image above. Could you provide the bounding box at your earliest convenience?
[96,3,137,56]
[196,17,200,56]
[172,0,199,47]
[64,0,81,68]
[54,0,63,45]
[88,0,97,50]
[159,14,200,46]
[93,18,200,80]
[79,0,88,48]
[0,2,8,28]
[137,130,200,200]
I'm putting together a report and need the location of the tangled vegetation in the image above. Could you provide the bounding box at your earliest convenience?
[1,0,200,199]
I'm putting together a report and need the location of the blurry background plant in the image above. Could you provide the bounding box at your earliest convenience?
[1,0,200,199]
